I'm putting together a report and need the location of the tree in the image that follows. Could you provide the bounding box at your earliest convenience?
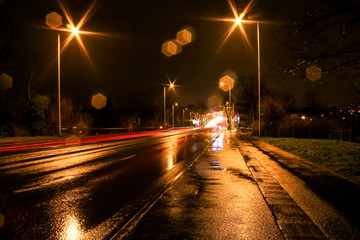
[260,95,286,136]
[28,94,49,136]
[236,76,258,123]
[281,0,360,78]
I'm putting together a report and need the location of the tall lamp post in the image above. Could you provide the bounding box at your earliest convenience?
[46,2,100,136]
[46,12,63,136]
[182,107,187,127]
[217,1,262,136]
[172,102,178,129]
[256,22,261,136]
[46,11,89,136]
[163,82,175,129]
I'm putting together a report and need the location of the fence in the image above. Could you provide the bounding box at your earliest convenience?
[329,128,352,142]
[251,127,356,142]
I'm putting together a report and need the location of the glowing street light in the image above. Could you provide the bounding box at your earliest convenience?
[45,1,103,135]
[163,79,176,129]
[46,11,63,136]
[216,0,263,136]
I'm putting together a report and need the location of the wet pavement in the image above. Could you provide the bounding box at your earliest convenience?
[118,131,360,240]
[0,129,217,239]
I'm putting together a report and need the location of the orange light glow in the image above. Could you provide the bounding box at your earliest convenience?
[219,75,235,91]
[176,27,195,45]
[165,74,179,90]
[46,12,62,28]
[205,115,225,128]
[0,73,13,90]
[162,39,182,57]
[204,0,264,52]
[91,93,107,110]
[46,1,111,74]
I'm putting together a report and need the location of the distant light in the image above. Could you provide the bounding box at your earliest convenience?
[0,73,13,90]
[193,119,200,125]
[205,115,225,128]
[91,93,107,109]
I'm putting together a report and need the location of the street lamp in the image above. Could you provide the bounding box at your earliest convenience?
[172,102,178,129]
[183,107,188,127]
[163,81,175,129]
[217,1,263,136]
[45,8,93,135]
[45,1,102,136]
[46,12,64,136]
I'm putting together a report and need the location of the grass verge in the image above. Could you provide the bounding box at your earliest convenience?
[258,137,360,183]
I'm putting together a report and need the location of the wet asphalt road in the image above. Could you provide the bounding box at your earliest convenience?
[0,129,217,239]
[117,132,360,240]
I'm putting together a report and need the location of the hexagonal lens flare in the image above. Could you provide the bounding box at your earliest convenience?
[162,39,182,57]
[219,75,235,91]
[46,12,62,28]
[91,93,107,109]
[176,27,195,45]
[0,73,13,90]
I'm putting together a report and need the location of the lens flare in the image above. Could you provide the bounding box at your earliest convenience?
[306,65,322,82]
[0,73,13,90]
[162,39,182,57]
[176,27,195,45]
[91,93,107,110]
[219,75,235,91]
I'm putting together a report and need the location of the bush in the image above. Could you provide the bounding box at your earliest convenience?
[0,124,14,137]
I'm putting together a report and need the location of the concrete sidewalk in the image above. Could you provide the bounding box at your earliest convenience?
[121,131,360,239]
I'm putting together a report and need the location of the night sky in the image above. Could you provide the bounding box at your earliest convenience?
[0,0,358,109]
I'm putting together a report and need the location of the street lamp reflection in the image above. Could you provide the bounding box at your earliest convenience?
[61,215,84,240]
[164,138,177,170]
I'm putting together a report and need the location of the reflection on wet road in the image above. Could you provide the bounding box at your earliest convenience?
[0,128,217,239]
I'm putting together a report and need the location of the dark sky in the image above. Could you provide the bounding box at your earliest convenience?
[0,0,356,109]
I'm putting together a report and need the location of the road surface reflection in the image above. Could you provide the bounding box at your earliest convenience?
[0,128,218,239]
